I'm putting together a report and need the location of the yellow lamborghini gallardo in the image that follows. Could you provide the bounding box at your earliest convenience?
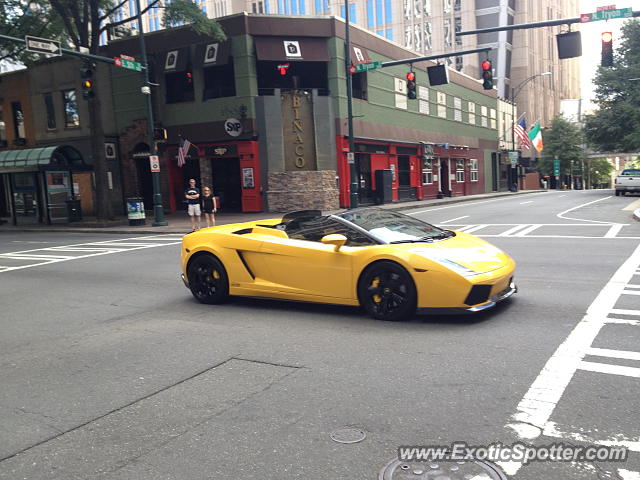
[180,208,516,321]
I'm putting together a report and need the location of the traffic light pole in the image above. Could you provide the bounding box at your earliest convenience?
[135,0,167,226]
[344,2,358,209]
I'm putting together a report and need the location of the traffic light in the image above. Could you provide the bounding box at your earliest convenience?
[601,32,613,67]
[481,59,493,90]
[153,127,168,142]
[406,71,416,99]
[278,63,290,75]
[80,66,94,100]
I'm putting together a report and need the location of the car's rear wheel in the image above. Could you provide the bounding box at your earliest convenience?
[358,261,417,321]
[187,254,229,304]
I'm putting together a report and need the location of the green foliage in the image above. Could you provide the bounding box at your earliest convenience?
[162,0,226,40]
[584,20,640,152]
[587,158,614,186]
[0,0,66,64]
[536,115,584,176]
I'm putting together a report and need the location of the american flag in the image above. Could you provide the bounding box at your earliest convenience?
[177,137,192,167]
[514,119,531,149]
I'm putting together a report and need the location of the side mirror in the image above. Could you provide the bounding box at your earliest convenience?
[321,234,347,251]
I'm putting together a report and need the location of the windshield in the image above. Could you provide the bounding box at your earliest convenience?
[336,208,447,244]
[621,170,640,176]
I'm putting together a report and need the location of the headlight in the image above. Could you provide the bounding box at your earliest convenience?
[431,257,479,277]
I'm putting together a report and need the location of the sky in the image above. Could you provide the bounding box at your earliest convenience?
[578,0,636,110]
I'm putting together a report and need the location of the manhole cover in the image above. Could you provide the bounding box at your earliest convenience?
[379,458,507,479]
[329,427,366,444]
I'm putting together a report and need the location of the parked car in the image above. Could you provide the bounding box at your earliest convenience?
[615,169,640,196]
[180,208,516,321]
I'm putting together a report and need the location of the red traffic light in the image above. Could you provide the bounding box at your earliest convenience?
[406,72,415,81]
[481,60,491,71]
[601,31,612,43]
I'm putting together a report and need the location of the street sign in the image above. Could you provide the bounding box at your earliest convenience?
[508,151,519,167]
[114,56,142,71]
[355,61,382,73]
[580,7,632,22]
[120,54,135,61]
[348,65,357,75]
[553,159,560,176]
[149,155,160,172]
[24,35,61,56]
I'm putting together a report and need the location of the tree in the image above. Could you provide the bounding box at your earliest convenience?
[583,20,640,153]
[586,158,614,188]
[1,1,225,220]
[536,115,584,180]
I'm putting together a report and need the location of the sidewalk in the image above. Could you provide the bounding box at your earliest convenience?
[0,190,544,235]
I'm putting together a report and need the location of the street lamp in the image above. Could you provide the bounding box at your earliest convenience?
[510,71,551,150]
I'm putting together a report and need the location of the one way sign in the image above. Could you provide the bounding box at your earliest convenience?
[25,35,61,56]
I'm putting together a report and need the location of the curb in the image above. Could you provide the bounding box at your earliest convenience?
[634,208,640,222]
[1,190,546,235]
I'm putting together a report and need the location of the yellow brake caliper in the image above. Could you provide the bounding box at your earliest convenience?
[371,277,381,303]
[212,270,220,280]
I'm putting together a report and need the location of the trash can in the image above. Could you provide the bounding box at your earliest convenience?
[65,199,82,222]
[126,197,146,226]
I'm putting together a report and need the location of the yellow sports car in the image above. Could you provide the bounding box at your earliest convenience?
[180,208,516,321]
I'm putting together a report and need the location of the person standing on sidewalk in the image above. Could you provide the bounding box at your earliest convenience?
[201,186,216,228]
[185,178,201,231]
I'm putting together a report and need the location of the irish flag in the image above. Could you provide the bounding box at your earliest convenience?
[528,122,543,152]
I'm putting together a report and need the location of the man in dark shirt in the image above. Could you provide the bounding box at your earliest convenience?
[185,178,201,231]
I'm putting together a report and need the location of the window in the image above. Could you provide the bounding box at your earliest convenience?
[422,158,433,184]
[437,91,446,118]
[12,102,26,137]
[470,158,478,182]
[424,22,432,50]
[61,91,80,128]
[352,72,367,100]
[165,64,195,103]
[454,17,462,46]
[203,62,236,100]
[453,96,462,122]
[418,86,429,115]
[44,93,56,130]
[0,105,5,142]
[468,101,476,124]
[456,159,465,182]
[284,217,375,246]
[444,18,452,47]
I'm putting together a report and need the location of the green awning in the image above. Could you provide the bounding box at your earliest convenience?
[0,145,89,171]
[0,147,57,167]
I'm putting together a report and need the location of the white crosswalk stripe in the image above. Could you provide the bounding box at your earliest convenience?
[0,235,182,273]
[438,223,637,239]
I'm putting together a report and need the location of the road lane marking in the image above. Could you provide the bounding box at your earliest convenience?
[406,191,548,215]
[587,347,640,361]
[619,469,640,479]
[556,195,617,224]
[513,224,541,236]
[439,215,469,224]
[610,309,640,316]
[453,225,478,232]
[519,200,534,204]
[623,199,640,211]
[460,225,487,234]
[0,235,181,273]
[580,361,640,377]
[605,224,625,238]
[543,422,640,453]
[604,318,639,325]
[507,241,640,438]
[498,225,533,236]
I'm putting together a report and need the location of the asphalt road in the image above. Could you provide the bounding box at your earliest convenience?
[0,189,638,480]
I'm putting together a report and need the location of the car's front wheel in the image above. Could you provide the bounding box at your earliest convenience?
[358,261,417,321]
[187,254,229,304]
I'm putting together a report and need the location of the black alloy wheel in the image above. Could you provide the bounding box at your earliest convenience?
[358,261,417,321]
[187,254,229,304]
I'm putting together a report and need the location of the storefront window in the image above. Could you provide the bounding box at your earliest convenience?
[456,159,465,182]
[165,63,195,103]
[62,90,80,128]
[470,158,478,182]
[422,158,433,184]
[203,61,236,100]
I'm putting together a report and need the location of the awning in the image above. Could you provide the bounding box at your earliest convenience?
[194,42,230,67]
[0,145,89,171]
[254,37,329,62]
[162,47,190,72]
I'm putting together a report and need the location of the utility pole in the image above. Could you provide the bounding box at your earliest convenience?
[135,0,167,226]
[344,2,358,209]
